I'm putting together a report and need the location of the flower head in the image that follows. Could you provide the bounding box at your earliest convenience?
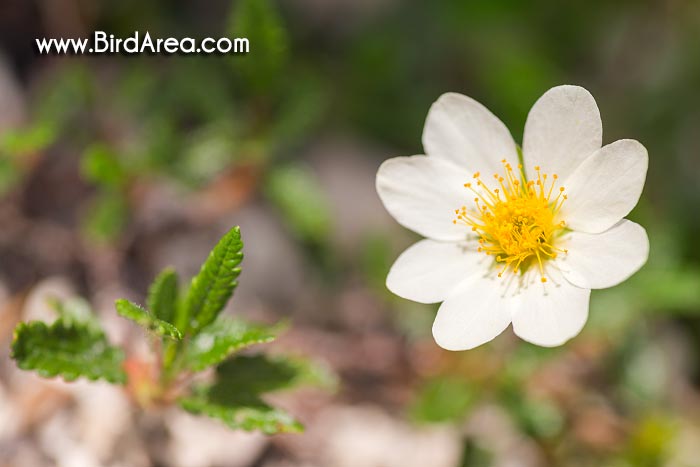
[376,85,649,349]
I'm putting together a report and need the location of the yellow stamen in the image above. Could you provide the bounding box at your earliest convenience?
[454,160,568,282]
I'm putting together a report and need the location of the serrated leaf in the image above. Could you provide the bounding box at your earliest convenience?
[179,394,302,435]
[11,320,126,383]
[147,268,179,324]
[184,317,280,371]
[179,354,311,434]
[182,227,243,334]
[115,299,182,340]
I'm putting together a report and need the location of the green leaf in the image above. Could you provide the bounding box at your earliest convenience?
[179,354,317,434]
[115,299,183,340]
[184,317,280,371]
[181,227,243,334]
[180,392,302,435]
[11,320,126,383]
[147,268,179,324]
[215,354,334,391]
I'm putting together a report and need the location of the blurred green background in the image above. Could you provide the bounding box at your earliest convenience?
[1,1,700,466]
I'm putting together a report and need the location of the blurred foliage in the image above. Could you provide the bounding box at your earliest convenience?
[81,144,127,189]
[265,164,332,245]
[623,416,677,467]
[0,123,55,157]
[410,376,476,424]
[228,0,289,94]
[82,190,129,242]
[359,234,394,292]
[0,122,55,194]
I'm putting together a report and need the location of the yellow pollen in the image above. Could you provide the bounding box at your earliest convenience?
[454,160,569,282]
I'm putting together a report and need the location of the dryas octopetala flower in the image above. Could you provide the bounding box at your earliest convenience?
[376,85,649,350]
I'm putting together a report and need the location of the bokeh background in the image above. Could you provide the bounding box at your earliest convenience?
[1,1,700,466]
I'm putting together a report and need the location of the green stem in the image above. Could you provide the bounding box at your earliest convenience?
[160,338,188,387]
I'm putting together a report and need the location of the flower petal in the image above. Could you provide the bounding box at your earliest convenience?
[511,269,590,347]
[376,155,471,241]
[387,239,484,304]
[557,220,649,289]
[522,85,602,180]
[422,93,518,176]
[561,139,648,233]
[432,273,514,351]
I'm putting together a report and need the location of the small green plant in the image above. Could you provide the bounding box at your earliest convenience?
[11,226,329,434]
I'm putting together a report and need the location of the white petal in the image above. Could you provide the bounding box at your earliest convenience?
[376,155,471,241]
[511,269,590,347]
[561,139,648,233]
[422,93,519,176]
[387,240,484,304]
[432,273,514,351]
[557,220,649,289]
[522,85,602,180]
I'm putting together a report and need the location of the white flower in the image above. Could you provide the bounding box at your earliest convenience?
[376,85,649,350]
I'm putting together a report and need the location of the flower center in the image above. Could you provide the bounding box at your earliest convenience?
[454,160,568,283]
